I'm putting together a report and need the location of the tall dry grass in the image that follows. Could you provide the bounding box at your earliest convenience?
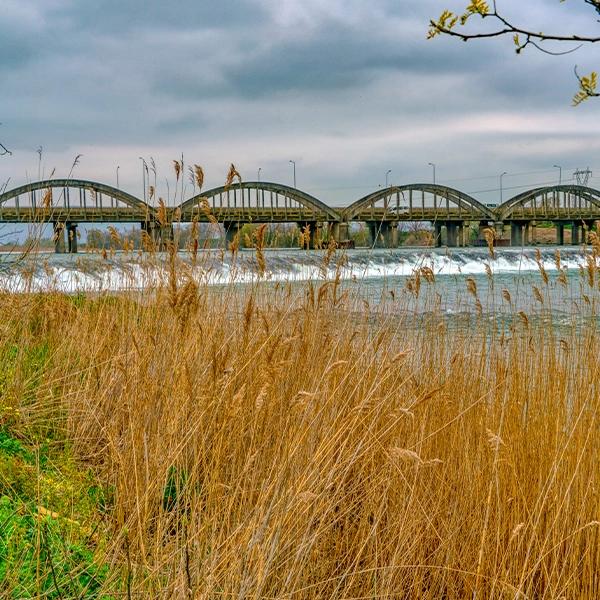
[2,246,599,598]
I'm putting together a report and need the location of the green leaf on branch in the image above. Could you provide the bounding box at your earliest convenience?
[573,71,598,105]
[427,10,458,39]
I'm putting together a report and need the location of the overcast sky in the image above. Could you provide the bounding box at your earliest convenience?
[1,0,599,207]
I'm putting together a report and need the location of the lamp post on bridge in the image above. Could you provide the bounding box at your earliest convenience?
[385,169,392,188]
[138,157,148,202]
[289,160,296,188]
[116,165,120,189]
[258,167,262,183]
[553,164,562,185]
[500,171,508,204]
[428,162,436,185]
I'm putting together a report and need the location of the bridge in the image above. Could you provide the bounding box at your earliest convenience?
[0,178,598,252]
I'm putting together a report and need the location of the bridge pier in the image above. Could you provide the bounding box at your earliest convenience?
[330,222,350,246]
[223,221,242,250]
[53,222,66,254]
[446,222,459,247]
[367,222,383,248]
[510,222,524,246]
[571,222,581,245]
[530,221,537,245]
[159,224,175,250]
[370,222,399,248]
[66,222,78,253]
[141,220,160,250]
[297,222,319,249]
[390,223,399,248]
[460,222,471,247]
[434,223,443,247]
[555,222,565,245]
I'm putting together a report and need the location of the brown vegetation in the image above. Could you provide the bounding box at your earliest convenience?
[1,245,599,597]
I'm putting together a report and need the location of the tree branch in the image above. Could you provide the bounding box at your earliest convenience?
[428,1,599,103]
[429,18,600,45]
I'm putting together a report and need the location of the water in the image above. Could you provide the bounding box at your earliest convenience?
[0,246,596,318]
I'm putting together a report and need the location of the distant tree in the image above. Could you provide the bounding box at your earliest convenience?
[428,0,600,104]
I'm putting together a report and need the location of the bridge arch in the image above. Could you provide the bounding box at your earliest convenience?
[179,181,341,222]
[343,184,495,221]
[497,185,600,221]
[0,179,153,218]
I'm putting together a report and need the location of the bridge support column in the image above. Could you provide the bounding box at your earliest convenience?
[494,222,505,243]
[331,222,350,246]
[223,222,241,250]
[510,222,524,246]
[66,223,78,253]
[372,222,396,248]
[390,223,399,248]
[446,222,459,247]
[571,222,581,245]
[141,220,160,250]
[159,224,175,250]
[434,223,443,247]
[459,221,471,248]
[297,222,318,249]
[583,221,593,244]
[53,222,66,254]
[556,222,565,246]
[367,222,383,248]
[530,221,537,245]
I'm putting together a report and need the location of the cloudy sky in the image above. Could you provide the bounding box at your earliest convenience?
[0,0,599,207]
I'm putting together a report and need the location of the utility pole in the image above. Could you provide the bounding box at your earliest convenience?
[574,168,592,187]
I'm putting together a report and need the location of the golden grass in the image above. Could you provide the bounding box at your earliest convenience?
[1,250,599,598]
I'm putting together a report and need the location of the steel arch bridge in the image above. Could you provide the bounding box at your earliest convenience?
[0,179,155,222]
[179,181,341,223]
[497,184,600,221]
[343,184,496,222]
[1,177,600,251]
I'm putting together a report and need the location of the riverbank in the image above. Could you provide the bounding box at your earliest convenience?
[1,261,599,597]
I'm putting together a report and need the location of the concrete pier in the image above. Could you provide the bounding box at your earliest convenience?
[556,222,565,245]
[571,222,581,245]
[53,222,66,253]
[511,222,524,246]
[330,222,350,246]
[66,222,78,253]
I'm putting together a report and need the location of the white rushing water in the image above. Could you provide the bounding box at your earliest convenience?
[0,246,590,294]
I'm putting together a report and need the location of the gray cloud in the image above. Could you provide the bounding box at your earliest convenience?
[1,0,599,204]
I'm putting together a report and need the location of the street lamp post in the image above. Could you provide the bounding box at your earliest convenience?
[553,164,562,185]
[385,169,392,188]
[258,167,262,182]
[500,171,508,204]
[289,160,296,188]
[116,166,120,189]
[428,162,436,185]
[139,157,148,201]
